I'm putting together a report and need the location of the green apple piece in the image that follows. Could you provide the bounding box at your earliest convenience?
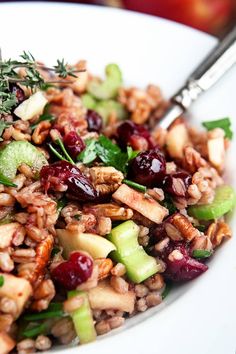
[14,91,48,121]
[107,221,159,283]
[87,63,122,100]
[188,185,236,220]
[56,229,116,259]
[88,280,135,313]
[68,290,96,344]
[0,141,48,180]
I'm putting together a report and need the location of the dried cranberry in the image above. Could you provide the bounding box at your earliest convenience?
[117,121,154,150]
[160,242,208,282]
[164,252,208,282]
[51,252,93,290]
[9,83,25,107]
[86,109,103,132]
[163,171,192,197]
[63,131,85,159]
[128,148,166,187]
[40,161,97,202]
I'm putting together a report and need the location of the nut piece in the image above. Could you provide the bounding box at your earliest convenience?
[95,258,113,280]
[206,221,232,248]
[191,234,213,252]
[165,213,200,242]
[182,146,207,174]
[90,166,124,195]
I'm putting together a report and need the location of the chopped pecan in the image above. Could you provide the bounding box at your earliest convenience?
[84,203,133,220]
[190,234,213,252]
[206,221,232,248]
[165,213,200,242]
[96,216,112,236]
[95,258,113,280]
[90,166,123,185]
[32,121,51,145]
[182,146,207,174]
[90,167,124,195]
[118,85,163,125]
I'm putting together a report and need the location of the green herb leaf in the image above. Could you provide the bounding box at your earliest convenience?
[196,225,207,232]
[78,139,97,164]
[22,323,47,338]
[161,194,177,215]
[0,173,17,187]
[55,138,75,164]
[192,249,212,259]
[162,282,172,299]
[0,120,13,141]
[0,275,4,287]
[51,247,61,258]
[49,144,68,162]
[23,305,64,321]
[123,179,147,193]
[78,136,137,174]
[202,118,233,140]
[57,198,67,212]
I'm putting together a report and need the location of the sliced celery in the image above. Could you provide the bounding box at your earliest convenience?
[108,221,159,283]
[87,64,122,100]
[188,185,236,220]
[95,100,128,124]
[81,93,97,110]
[68,290,96,344]
[0,141,47,180]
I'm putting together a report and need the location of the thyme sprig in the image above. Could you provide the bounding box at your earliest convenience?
[0,51,86,115]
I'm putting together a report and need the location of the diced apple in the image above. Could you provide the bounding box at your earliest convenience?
[166,123,189,159]
[0,332,15,354]
[14,91,48,121]
[207,137,225,169]
[88,280,135,313]
[56,230,116,259]
[0,274,32,319]
[0,223,21,249]
[112,184,168,224]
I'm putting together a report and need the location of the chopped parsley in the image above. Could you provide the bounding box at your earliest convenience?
[202,118,233,140]
[79,135,138,173]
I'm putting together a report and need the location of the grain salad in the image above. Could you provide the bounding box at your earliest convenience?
[0,53,235,353]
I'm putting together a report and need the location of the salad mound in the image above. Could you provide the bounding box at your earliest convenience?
[0,53,234,353]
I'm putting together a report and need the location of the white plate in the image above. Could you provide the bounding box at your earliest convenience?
[0,3,235,354]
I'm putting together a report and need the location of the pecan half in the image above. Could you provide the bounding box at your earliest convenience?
[182,146,207,174]
[206,221,232,248]
[165,213,200,242]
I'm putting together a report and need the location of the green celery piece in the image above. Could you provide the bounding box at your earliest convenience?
[81,93,97,109]
[107,221,159,283]
[0,141,47,180]
[87,63,122,100]
[68,290,96,344]
[188,185,236,220]
[95,100,128,124]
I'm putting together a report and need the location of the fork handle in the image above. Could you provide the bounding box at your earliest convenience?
[172,26,236,110]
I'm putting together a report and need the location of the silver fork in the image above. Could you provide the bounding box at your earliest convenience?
[158,26,236,129]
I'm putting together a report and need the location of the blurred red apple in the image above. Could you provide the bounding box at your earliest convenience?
[122,0,235,35]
